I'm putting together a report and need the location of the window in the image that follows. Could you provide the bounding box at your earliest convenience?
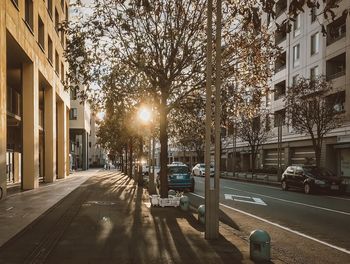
[311,7,317,23]
[25,0,34,31]
[326,53,346,80]
[65,4,69,21]
[274,80,286,100]
[274,109,286,127]
[61,31,65,47]
[70,87,77,100]
[311,32,319,55]
[292,74,299,86]
[55,51,59,74]
[293,14,301,37]
[276,0,287,18]
[327,16,346,46]
[275,51,286,72]
[61,62,65,82]
[47,0,53,18]
[55,8,59,32]
[69,108,78,120]
[310,66,318,80]
[293,44,300,67]
[326,91,346,113]
[48,36,53,63]
[38,16,45,51]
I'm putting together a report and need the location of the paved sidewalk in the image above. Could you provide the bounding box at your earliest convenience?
[0,169,99,247]
[0,170,275,263]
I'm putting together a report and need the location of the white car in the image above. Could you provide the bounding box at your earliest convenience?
[192,163,214,177]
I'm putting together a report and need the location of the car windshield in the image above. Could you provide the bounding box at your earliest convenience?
[168,166,189,174]
[303,167,335,178]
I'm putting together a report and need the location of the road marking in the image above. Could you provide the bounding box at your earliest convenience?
[224,194,267,206]
[326,196,350,201]
[224,186,350,216]
[191,193,350,255]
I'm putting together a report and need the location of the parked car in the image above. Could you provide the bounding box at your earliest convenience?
[192,163,214,177]
[157,164,194,192]
[281,165,344,194]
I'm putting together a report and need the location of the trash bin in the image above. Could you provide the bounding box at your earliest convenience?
[249,229,271,261]
[180,196,189,211]
[197,205,205,224]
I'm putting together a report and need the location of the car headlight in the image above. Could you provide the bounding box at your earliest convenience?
[314,179,326,185]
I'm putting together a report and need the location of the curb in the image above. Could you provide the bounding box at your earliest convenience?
[221,175,281,187]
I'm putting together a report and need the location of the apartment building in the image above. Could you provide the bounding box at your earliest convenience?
[0,0,70,198]
[69,87,90,171]
[88,113,107,168]
[222,0,350,183]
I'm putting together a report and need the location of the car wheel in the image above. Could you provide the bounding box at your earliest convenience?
[281,180,288,191]
[304,183,312,194]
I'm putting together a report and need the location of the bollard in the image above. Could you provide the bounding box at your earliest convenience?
[179,196,189,211]
[249,229,271,262]
[197,205,205,224]
[168,189,176,196]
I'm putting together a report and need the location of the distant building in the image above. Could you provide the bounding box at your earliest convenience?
[69,87,91,171]
[88,113,107,168]
[221,1,350,186]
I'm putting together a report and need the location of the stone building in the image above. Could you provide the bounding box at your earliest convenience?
[0,0,70,198]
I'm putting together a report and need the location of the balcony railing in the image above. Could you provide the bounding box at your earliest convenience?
[327,24,346,46]
[326,70,345,81]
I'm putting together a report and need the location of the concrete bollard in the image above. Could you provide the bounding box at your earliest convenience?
[179,196,189,211]
[197,205,205,224]
[168,189,176,196]
[249,229,271,262]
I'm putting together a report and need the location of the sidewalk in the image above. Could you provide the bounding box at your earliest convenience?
[0,169,99,247]
[0,169,275,263]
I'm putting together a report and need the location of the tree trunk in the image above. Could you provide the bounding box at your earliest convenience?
[138,137,143,186]
[251,146,256,178]
[315,145,322,168]
[120,155,124,172]
[159,100,169,198]
[129,139,133,178]
[124,145,128,174]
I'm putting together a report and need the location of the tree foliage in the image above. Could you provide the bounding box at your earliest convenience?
[284,75,344,167]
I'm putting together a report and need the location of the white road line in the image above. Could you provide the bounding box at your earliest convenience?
[326,196,350,201]
[191,193,350,255]
[224,186,350,216]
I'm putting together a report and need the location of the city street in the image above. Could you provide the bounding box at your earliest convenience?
[188,176,350,264]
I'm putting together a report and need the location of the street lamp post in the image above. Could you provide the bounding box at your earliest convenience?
[205,0,221,240]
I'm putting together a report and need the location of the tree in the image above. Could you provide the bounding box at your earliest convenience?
[169,94,206,164]
[66,0,278,197]
[284,75,343,167]
[236,106,271,174]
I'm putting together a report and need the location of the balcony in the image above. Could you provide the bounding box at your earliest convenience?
[275,0,287,18]
[327,16,346,46]
[326,53,346,81]
[274,80,286,101]
[275,23,287,45]
[274,51,286,73]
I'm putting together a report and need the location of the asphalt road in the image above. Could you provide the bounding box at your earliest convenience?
[188,176,350,264]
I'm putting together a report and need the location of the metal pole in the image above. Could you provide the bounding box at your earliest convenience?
[277,117,282,181]
[213,0,222,238]
[205,0,215,240]
[232,124,236,177]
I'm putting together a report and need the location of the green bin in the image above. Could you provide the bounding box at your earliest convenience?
[249,229,271,261]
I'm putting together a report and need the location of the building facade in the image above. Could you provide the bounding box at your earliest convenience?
[0,0,70,198]
[88,113,107,168]
[222,1,350,185]
[69,88,90,171]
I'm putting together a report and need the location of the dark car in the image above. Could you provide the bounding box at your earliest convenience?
[157,164,195,192]
[281,165,344,194]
